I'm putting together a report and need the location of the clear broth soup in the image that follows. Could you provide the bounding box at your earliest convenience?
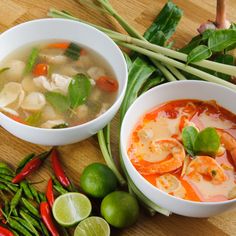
[0,41,118,128]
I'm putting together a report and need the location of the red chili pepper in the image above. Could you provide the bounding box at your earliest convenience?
[51,148,71,188]
[46,178,54,209]
[40,202,59,236]
[12,151,51,184]
[0,226,14,236]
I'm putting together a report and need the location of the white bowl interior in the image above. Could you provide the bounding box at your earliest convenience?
[0,19,128,145]
[120,80,236,217]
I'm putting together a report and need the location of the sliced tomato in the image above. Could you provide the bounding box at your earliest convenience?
[33,63,49,76]
[96,76,118,92]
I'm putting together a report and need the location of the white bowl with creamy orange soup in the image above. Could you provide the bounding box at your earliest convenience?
[0,19,127,145]
[120,80,236,217]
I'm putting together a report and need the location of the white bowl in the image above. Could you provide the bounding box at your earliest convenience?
[120,80,236,217]
[0,19,128,145]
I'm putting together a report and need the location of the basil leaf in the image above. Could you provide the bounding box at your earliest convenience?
[45,92,70,113]
[201,29,214,41]
[64,43,81,60]
[187,45,212,64]
[0,67,10,75]
[194,127,220,156]
[25,112,42,126]
[68,73,91,109]
[182,126,198,156]
[208,29,236,52]
[179,35,202,54]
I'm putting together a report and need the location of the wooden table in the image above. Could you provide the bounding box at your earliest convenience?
[0,0,236,235]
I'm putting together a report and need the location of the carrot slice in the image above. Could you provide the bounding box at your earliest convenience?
[8,115,26,124]
[96,76,118,92]
[33,63,49,76]
[47,42,70,49]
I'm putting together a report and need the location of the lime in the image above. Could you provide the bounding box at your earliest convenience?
[74,216,110,236]
[101,191,139,228]
[52,192,92,227]
[80,163,117,198]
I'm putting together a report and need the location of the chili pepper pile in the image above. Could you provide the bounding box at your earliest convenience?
[0,147,73,236]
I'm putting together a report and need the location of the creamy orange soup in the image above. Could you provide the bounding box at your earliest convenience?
[128,100,236,202]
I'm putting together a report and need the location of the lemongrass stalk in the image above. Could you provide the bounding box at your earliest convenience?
[77,0,110,14]
[97,130,126,186]
[166,65,187,80]
[117,41,236,91]
[108,32,236,77]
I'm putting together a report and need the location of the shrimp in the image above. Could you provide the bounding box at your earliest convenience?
[133,138,185,175]
[156,174,186,199]
[186,156,227,185]
[217,129,236,165]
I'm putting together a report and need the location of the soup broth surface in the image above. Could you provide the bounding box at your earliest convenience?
[128,99,236,202]
[0,41,118,128]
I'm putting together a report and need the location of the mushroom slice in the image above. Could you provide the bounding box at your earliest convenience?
[0,82,23,107]
[41,119,66,129]
[21,92,46,112]
[87,67,106,80]
[4,60,25,82]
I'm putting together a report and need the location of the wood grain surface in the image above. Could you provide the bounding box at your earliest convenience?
[0,0,236,235]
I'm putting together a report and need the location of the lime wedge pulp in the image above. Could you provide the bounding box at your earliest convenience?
[74,216,110,236]
[52,192,92,227]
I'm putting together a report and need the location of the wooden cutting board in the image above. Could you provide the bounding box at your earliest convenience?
[0,0,236,235]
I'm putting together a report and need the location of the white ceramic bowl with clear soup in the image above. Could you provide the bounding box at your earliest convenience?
[120,80,236,217]
[0,19,128,145]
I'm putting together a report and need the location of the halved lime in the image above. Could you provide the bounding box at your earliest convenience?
[74,216,110,236]
[52,192,92,227]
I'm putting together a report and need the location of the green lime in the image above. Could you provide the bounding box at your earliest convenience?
[101,191,139,228]
[52,192,92,227]
[80,163,117,198]
[74,216,110,236]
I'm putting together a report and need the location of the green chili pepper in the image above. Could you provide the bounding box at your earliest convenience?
[0,183,13,194]
[0,162,10,169]
[21,182,34,200]
[0,174,13,182]
[20,210,42,232]
[28,185,40,203]
[12,208,18,217]
[8,217,33,236]
[11,229,20,236]
[53,185,68,195]
[38,193,46,202]
[13,216,39,236]
[6,182,19,192]
[4,200,9,216]
[0,168,14,176]
[21,198,40,218]
[40,222,50,236]
[16,153,35,174]
[9,188,22,217]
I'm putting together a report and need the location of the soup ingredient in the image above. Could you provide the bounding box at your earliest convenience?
[101,191,139,228]
[47,42,70,49]
[52,192,92,227]
[68,74,91,109]
[182,127,220,157]
[0,226,14,236]
[40,202,60,236]
[134,138,185,175]
[96,76,119,92]
[51,148,71,188]
[64,42,81,60]
[156,174,186,199]
[46,178,54,208]
[21,92,46,111]
[12,151,51,183]
[228,186,236,199]
[80,163,118,198]
[45,92,69,113]
[0,67,9,75]
[74,216,110,236]
[24,48,39,74]
[33,63,49,76]
[217,129,236,165]
[3,60,25,82]
[186,156,227,185]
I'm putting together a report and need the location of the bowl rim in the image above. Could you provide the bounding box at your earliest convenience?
[0,18,128,132]
[120,80,236,206]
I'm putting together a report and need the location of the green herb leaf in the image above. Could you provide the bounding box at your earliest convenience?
[187,45,212,64]
[64,42,81,60]
[201,29,214,41]
[24,48,39,74]
[25,112,42,126]
[68,73,91,109]
[208,29,236,52]
[45,92,70,113]
[182,126,198,156]
[0,67,10,75]
[52,123,69,129]
[179,35,202,54]
[194,127,220,156]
